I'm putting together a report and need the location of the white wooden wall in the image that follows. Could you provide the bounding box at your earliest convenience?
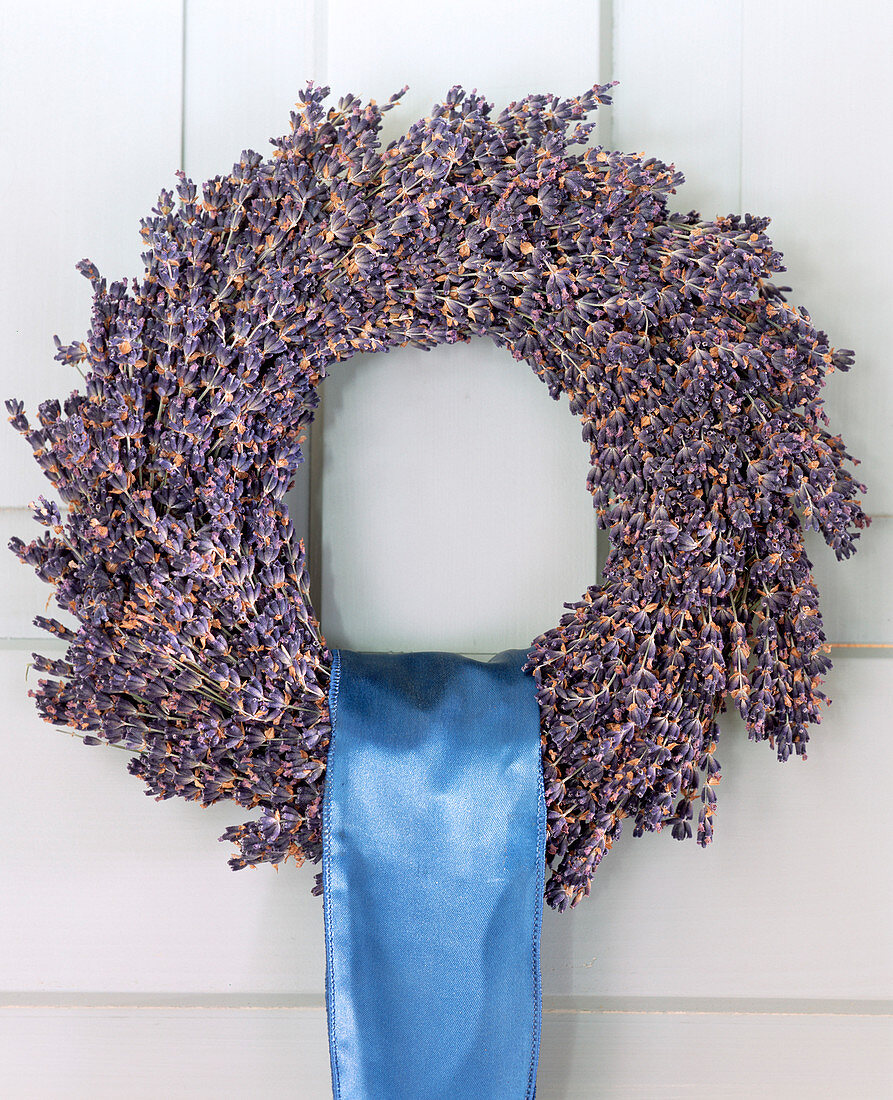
[1,2,891,1096]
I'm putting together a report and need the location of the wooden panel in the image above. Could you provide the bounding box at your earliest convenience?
[2,4,890,1095]
[3,641,889,1000]
[319,342,597,652]
[540,653,893,1001]
[182,0,317,188]
[0,645,326,995]
[0,1004,332,1099]
[741,0,893,515]
[0,1000,889,1098]
[537,1007,893,1099]
[319,0,605,652]
[805,519,893,644]
[5,504,888,644]
[182,0,319,556]
[0,0,184,508]
[612,0,743,217]
[326,0,605,147]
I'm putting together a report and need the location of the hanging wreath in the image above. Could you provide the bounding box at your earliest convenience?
[8,81,869,911]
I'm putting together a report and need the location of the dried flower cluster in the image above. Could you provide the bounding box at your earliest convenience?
[8,81,868,910]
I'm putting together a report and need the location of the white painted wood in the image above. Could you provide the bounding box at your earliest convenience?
[318,0,607,653]
[741,0,893,516]
[318,341,597,652]
[183,0,320,555]
[612,0,744,218]
[805,519,893,644]
[537,1006,893,1099]
[5,504,888,644]
[0,0,184,509]
[0,644,326,995]
[0,1004,333,1099]
[0,1000,889,1098]
[325,0,606,148]
[182,0,317,188]
[1,4,891,1097]
[0,509,79,640]
[541,653,893,1001]
[3,641,889,1001]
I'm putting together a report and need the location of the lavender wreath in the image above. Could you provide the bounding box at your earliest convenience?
[8,82,869,911]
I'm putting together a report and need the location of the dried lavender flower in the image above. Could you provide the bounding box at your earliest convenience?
[7,80,869,911]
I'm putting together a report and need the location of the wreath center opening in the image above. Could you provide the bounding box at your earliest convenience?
[303,337,597,655]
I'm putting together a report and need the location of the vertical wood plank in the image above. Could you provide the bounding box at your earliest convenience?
[0,0,184,509]
[326,0,606,147]
[612,0,743,218]
[540,655,893,1001]
[804,520,892,644]
[0,0,330,998]
[182,0,320,555]
[318,0,605,652]
[1,5,890,1096]
[0,642,328,995]
[182,0,317,186]
[318,343,598,653]
[741,0,892,516]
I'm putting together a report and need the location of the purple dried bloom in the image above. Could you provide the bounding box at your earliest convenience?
[7,79,869,910]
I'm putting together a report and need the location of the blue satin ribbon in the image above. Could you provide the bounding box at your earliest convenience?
[321,648,546,1100]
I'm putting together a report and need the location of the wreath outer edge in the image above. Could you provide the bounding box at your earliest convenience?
[7,80,870,911]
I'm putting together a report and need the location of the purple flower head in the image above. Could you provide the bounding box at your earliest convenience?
[7,80,869,910]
